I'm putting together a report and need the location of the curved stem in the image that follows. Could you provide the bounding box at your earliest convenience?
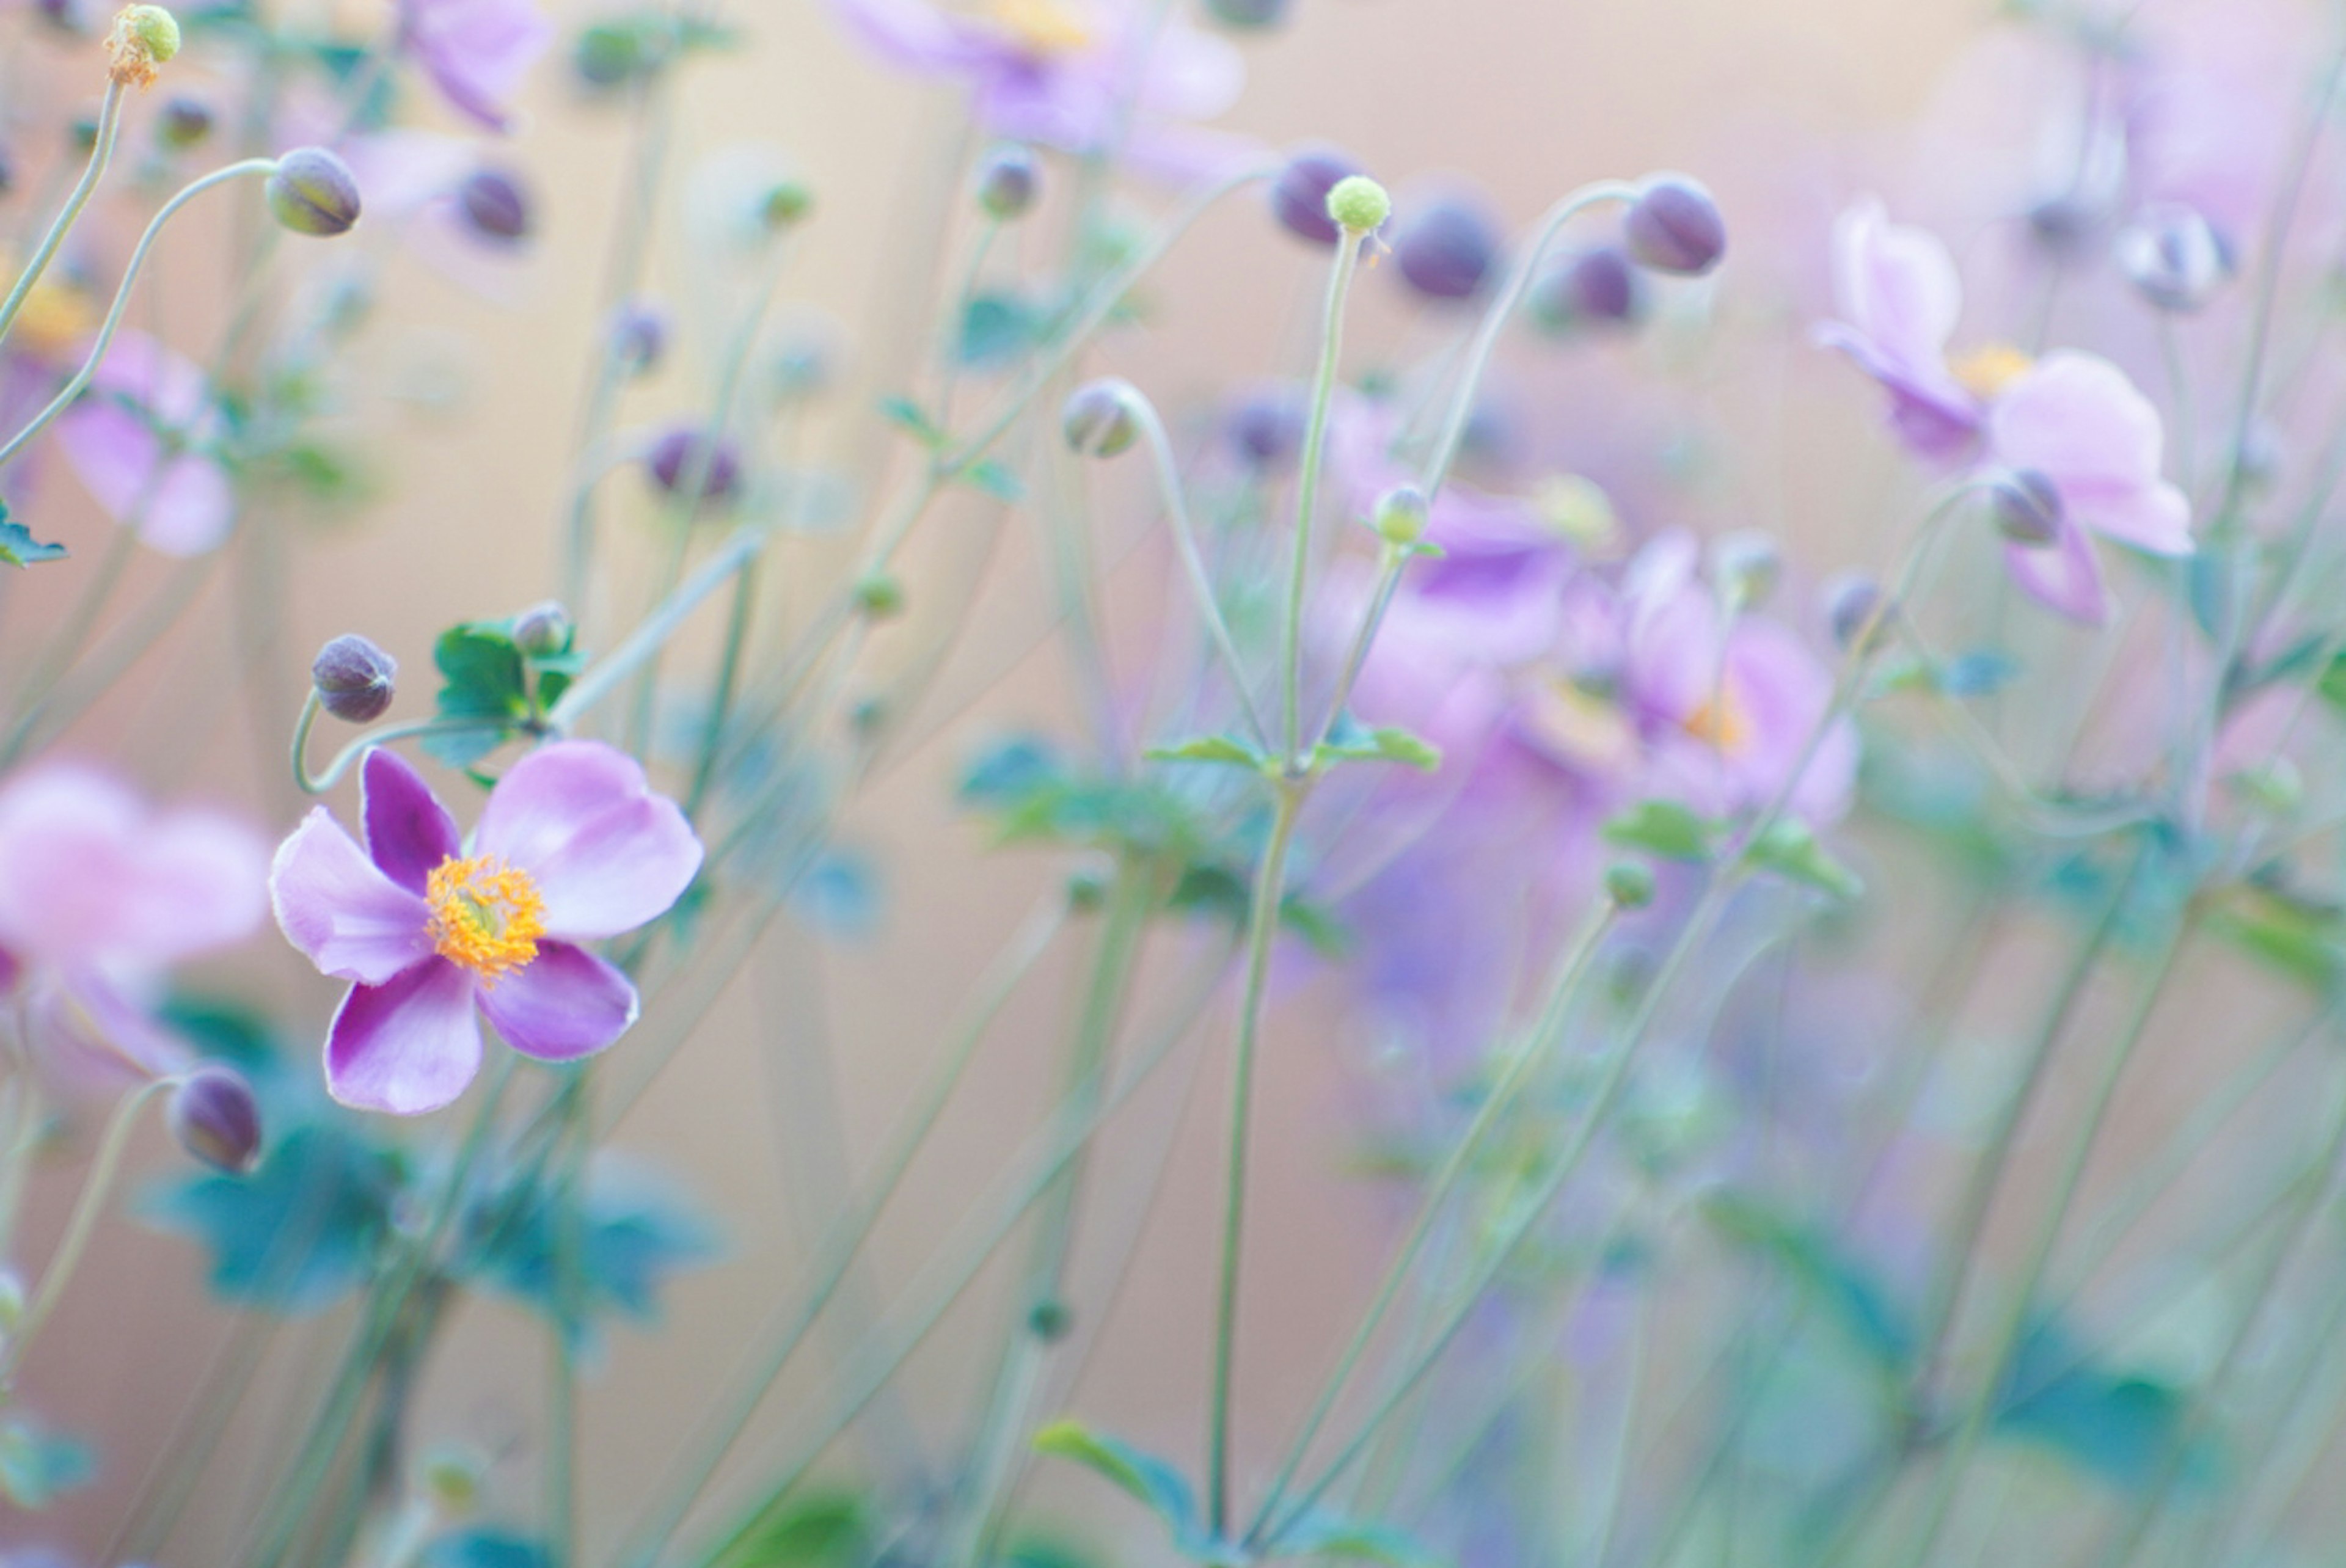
[546,524,768,735]
[293,709,505,795]
[0,81,125,352]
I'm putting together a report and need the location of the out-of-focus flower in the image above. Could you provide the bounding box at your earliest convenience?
[2115,202,2232,313]
[0,762,268,1090]
[820,0,1246,177]
[398,0,555,133]
[1392,192,1501,302]
[52,330,235,556]
[271,745,703,1115]
[1271,146,1360,246]
[1819,198,2190,624]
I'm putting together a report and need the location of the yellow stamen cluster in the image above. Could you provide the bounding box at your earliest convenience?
[1951,342,2034,402]
[1683,686,1752,753]
[425,854,546,983]
[989,0,1094,54]
[0,257,95,359]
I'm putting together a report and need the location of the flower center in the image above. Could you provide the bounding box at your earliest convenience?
[1683,686,1752,753]
[988,0,1094,54]
[1,254,95,360]
[425,854,546,983]
[1951,342,2033,401]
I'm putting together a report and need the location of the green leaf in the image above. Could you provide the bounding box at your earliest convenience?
[1602,800,1716,862]
[876,394,946,450]
[1274,1515,1442,1567]
[1993,1322,2210,1490]
[708,1493,872,1568]
[0,509,67,567]
[429,622,530,767]
[0,1415,93,1509]
[1311,721,1442,772]
[2206,879,2346,992]
[1146,734,1270,770]
[957,292,1039,368]
[963,458,1026,503]
[1033,1421,1232,1564]
[1700,1192,1913,1374]
[1745,820,1863,901]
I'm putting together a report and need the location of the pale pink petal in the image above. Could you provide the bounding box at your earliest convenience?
[2003,520,2112,627]
[271,808,437,983]
[1989,352,2193,556]
[326,959,482,1115]
[477,939,639,1061]
[473,742,702,940]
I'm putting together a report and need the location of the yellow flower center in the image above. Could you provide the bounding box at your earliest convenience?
[1951,342,2034,401]
[1683,686,1752,753]
[989,0,1094,54]
[1,254,96,360]
[425,854,546,983]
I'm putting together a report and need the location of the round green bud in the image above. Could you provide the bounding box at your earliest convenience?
[108,4,179,86]
[1028,1299,1075,1341]
[1371,484,1429,546]
[852,572,905,620]
[1325,174,1392,235]
[761,180,814,230]
[1062,378,1141,459]
[1604,861,1656,911]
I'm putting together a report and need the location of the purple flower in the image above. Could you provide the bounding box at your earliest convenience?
[271,743,703,1115]
[53,331,234,556]
[1819,198,2191,625]
[398,0,555,133]
[822,0,1248,177]
[0,762,269,1089]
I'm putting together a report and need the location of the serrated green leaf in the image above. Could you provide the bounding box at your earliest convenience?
[1602,800,1716,862]
[1146,734,1268,769]
[1310,723,1441,773]
[876,394,946,450]
[1745,820,1863,900]
[434,624,528,720]
[0,511,67,567]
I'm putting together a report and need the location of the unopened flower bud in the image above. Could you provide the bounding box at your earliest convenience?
[106,4,178,88]
[1392,194,1499,301]
[1372,484,1430,546]
[761,180,813,230]
[1992,469,2063,546]
[608,298,668,376]
[1712,530,1781,611]
[1604,861,1656,910]
[267,147,362,237]
[511,600,571,658]
[852,572,905,620]
[1624,173,1726,277]
[1227,388,1304,474]
[1205,0,1288,26]
[573,19,668,89]
[648,427,742,507]
[1533,473,1621,552]
[1824,573,1887,652]
[1531,245,1646,334]
[1271,148,1361,247]
[1065,865,1111,912]
[973,144,1040,221]
[312,633,397,723]
[2025,194,2100,258]
[156,93,211,149]
[2116,203,2232,313]
[1061,379,1141,458]
[456,167,532,244]
[1326,175,1392,236]
[1029,1299,1074,1341]
[168,1065,263,1175]
[422,1446,484,1514]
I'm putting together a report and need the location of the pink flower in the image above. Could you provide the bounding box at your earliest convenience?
[52,331,235,557]
[0,762,269,1087]
[398,0,555,133]
[271,743,703,1115]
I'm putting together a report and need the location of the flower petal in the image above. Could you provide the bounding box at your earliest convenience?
[326,959,482,1115]
[473,742,703,940]
[2003,520,2113,627]
[363,749,461,895]
[271,808,436,983]
[477,940,640,1062]
[1989,352,2193,555]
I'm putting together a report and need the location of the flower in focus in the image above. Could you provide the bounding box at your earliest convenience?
[397,0,556,133]
[1819,197,2190,624]
[271,743,703,1115]
[51,330,235,556]
[820,0,1247,177]
[0,762,269,1090]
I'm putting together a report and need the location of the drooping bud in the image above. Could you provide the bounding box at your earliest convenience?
[1712,530,1781,611]
[1326,175,1393,236]
[973,144,1040,221]
[648,428,742,507]
[760,179,814,230]
[312,633,397,723]
[1604,861,1656,910]
[1226,388,1304,475]
[1623,173,1726,277]
[1530,245,1646,334]
[106,4,179,89]
[167,1065,263,1175]
[2116,203,2232,313]
[607,298,668,376]
[852,572,905,620]
[1823,573,1887,652]
[456,167,532,245]
[2025,194,2099,259]
[266,147,362,237]
[156,93,211,149]
[1392,194,1500,302]
[1371,484,1430,547]
[511,600,571,658]
[1270,148,1360,246]
[1204,0,1288,26]
[1991,469,2063,547]
[1061,379,1141,459]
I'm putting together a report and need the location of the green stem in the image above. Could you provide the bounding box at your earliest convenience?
[684,557,758,823]
[547,1074,592,1567]
[546,525,767,735]
[1279,236,1364,757]
[0,80,124,352]
[293,706,507,794]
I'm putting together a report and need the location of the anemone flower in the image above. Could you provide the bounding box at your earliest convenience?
[398,0,555,133]
[52,330,236,557]
[271,743,703,1115]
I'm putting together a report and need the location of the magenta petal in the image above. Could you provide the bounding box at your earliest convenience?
[474,742,703,940]
[478,940,640,1062]
[2003,520,2112,627]
[363,749,461,894]
[271,808,436,983]
[326,959,483,1115]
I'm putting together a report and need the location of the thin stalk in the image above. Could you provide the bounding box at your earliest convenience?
[547,1074,593,1567]
[684,557,758,822]
[291,699,506,794]
[546,525,767,734]
[1279,237,1363,756]
[0,79,125,351]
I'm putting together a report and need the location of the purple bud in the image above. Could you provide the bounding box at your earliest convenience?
[648,428,742,507]
[312,633,397,723]
[1271,147,1362,247]
[1372,484,1430,545]
[158,95,212,150]
[1824,573,1887,652]
[1226,388,1304,474]
[2025,194,2100,258]
[1062,379,1141,458]
[1392,194,1500,302]
[267,147,362,238]
[168,1065,263,1175]
[511,600,571,658]
[608,298,668,375]
[974,144,1040,221]
[1531,245,1647,333]
[1623,173,1725,277]
[1992,469,2063,546]
[456,167,532,245]
[2116,203,2232,313]
[1204,0,1288,27]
